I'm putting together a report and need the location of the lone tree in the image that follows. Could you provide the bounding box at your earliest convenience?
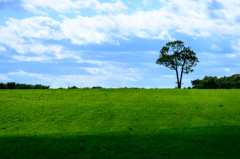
[156,40,199,88]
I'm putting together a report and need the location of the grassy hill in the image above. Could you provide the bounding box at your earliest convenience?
[0,89,240,158]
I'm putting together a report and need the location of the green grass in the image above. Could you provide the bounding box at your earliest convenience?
[0,89,240,158]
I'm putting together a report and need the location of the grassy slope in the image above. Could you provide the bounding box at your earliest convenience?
[0,89,240,158]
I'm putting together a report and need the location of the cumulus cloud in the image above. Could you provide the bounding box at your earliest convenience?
[61,15,113,45]
[0,16,64,55]
[1,0,240,59]
[54,0,240,44]
[21,0,127,14]
[0,74,11,81]
[153,30,175,41]
[0,46,6,51]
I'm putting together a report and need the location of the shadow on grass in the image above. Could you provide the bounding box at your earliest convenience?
[0,126,240,159]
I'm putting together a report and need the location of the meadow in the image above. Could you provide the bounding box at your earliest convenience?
[0,89,240,158]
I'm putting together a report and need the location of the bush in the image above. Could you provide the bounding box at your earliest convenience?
[191,79,201,88]
[191,74,240,89]
[68,86,78,89]
[32,84,50,89]
[15,83,33,89]
[0,82,50,89]
[233,81,240,88]
[202,76,218,89]
[91,86,102,89]
[7,82,16,89]
[219,81,232,89]
[0,83,7,89]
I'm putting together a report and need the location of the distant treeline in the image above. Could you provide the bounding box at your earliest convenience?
[191,74,240,89]
[0,82,50,89]
[65,86,146,89]
[1,74,240,89]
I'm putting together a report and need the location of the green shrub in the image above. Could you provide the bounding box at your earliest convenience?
[0,82,50,89]
[7,82,16,89]
[0,83,7,89]
[15,83,33,89]
[191,74,240,89]
[68,86,78,89]
[92,86,102,89]
[32,84,50,89]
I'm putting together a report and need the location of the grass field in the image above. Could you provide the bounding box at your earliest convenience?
[0,89,240,158]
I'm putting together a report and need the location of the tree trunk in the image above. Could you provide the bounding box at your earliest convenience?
[179,52,188,89]
[175,68,180,88]
[179,65,184,89]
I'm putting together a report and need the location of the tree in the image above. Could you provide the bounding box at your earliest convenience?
[156,40,199,88]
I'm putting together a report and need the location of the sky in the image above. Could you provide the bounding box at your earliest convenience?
[0,0,239,88]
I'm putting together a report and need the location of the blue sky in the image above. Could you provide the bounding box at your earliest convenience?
[0,0,239,88]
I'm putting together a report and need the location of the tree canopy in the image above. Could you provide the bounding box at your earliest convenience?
[191,74,240,89]
[156,40,199,88]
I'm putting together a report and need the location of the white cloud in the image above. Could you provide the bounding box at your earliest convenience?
[0,16,64,54]
[59,0,240,44]
[0,46,6,51]
[60,11,179,44]
[0,74,11,81]
[225,54,238,58]
[216,0,240,20]
[21,0,127,14]
[5,68,140,88]
[83,68,102,75]
[201,53,217,58]
[82,67,139,81]
[143,51,159,55]
[4,16,63,40]
[12,55,53,62]
[11,50,107,66]
[15,44,62,54]
[153,30,175,41]
[61,15,113,45]
[200,52,238,58]
[211,44,222,51]
[1,0,240,58]
[163,75,175,78]
[232,39,240,52]
[223,68,231,72]
[142,0,147,5]
[8,70,46,79]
